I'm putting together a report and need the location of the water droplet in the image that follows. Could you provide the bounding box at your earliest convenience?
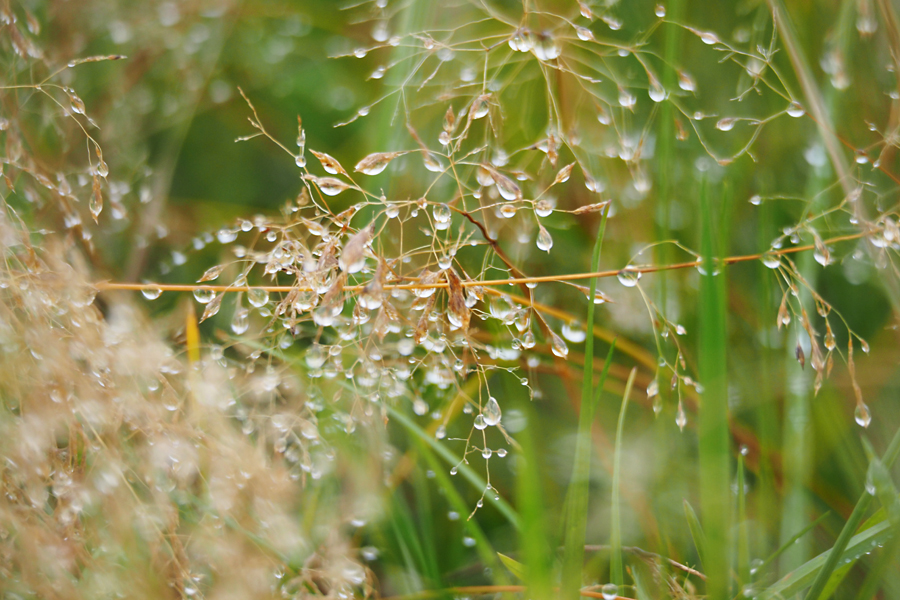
[575,26,594,41]
[462,536,476,547]
[649,80,667,102]
[716,117,737,131]
[787,101,805,117]
[433,202,451,224]
[700,30,720,45]
[677,70,696,92]
[618,88,636,109]
[248,288,269,308]
[562,321,586,343]
[536,225,553,252]
[141,285,162,300]
[749,195,762,205]
[471,95,490,119]
[647,379,659,398]
[855,403,871,428]
[550,331,569,358]
[534,199,553,217]
[193,288,215,304]
[217,228,237,243]
[761,252,781,269]
[617,267,642,287]
[655,4,666,17]
[521,331,536,349]
[436,425,447,439]
[602,583,619,600]
[483,397,502,426]
[231,308,249,334]
[675,402,687,430]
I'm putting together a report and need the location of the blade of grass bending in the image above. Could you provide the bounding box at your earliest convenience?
[561,207,611,600]
[699,180,730,599]
[387,406,520,529]
[800,424,900,600]
[610,367,637,587]
[517,403,554,600]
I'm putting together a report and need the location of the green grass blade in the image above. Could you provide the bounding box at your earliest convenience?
[759,519,893,600]
[683,498,707,570]
[517,403,554,600]
[699,179,730,599]
[737,454,750,589]
[497,553,526,581]
[800,424,900,599]
[388,406,520,529]
[412,436,506,581]
[560,207,610,600]
[755,512,831,577]
[610,367,637,587]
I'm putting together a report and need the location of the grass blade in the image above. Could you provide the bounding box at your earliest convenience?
[517,403,554,600]
[560,207,611,599]
[683,499,707,570]
[610,367,637,587]
[798,424,900,599]
[698,179,730,599]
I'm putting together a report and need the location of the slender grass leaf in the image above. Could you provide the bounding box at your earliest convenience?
[610,367,637,586]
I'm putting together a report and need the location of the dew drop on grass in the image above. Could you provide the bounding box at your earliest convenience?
[562,321,586,343]
[853,402,872,427]
[217,228,237,243]
[474,414,487,430]
[550,331,569,358]
[787,101,805,117]
[655,4,666,17]
[482,447,492,459]
[248,288,269,308]
[536,225,553,251]
[521,331,536,349]
[141,285,162,300]
[647,379,659,398]
[575,26,594,41]
[471,96,490,119]
[675,401,687,430]
[761,252,781,269]
[483,396,501,426]
[435,425,447,439]
[534,199,553,217]
[193,288,215,304]
[677,70,696,92]
[231,308,249,335]
[602,583,619,600]
[433,202,451,224]
[749,195,762,205]
[462,536,476,547]
[716,117,737,131]
[617,267,641,287]
[618,88,636,109]
[700,30,720,44]
[649,80,667,102]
